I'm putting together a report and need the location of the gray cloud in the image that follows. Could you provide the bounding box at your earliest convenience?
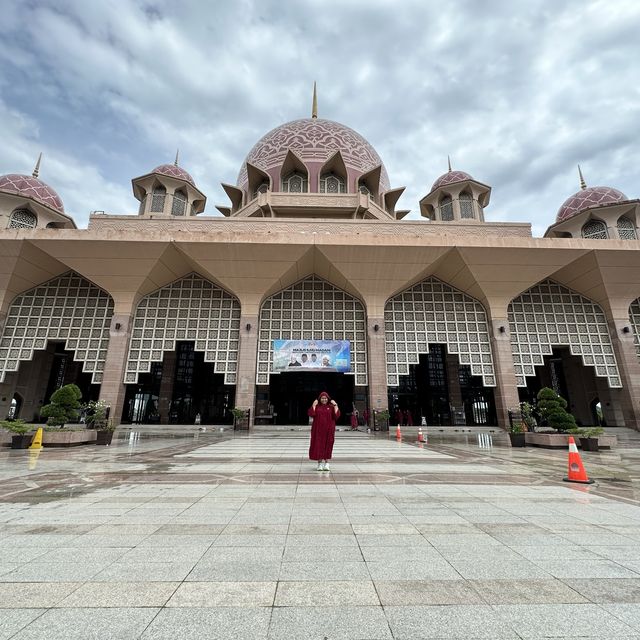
[0,0,638,234]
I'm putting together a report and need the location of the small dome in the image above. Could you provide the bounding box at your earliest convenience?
[0,173,64,214]
[556,186,628,223]
[431,170,473,191]
[237,118,390,191]
[151,164,195,186]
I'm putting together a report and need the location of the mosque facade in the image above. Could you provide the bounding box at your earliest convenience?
[1,95,640,431]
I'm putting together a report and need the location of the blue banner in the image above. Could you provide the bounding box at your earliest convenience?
[273,340,351,373]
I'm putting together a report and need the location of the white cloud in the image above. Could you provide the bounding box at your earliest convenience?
[0,0,638,234]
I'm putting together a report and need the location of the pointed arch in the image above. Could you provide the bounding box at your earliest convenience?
[582,219,608,239]
[124,273,240,385]
[150,183,166,212]
[171,188,187,216]
[0,271,114,384]
[257,276,367,385]
[439,194,454,221]
[629,298,640,359]
[509,280,621,387]
[8,208,37,229]
[280,150,309,193]
[319,151,347,193]
[617,215,637,240]
[459,191,474,219]
[384,277,495,387]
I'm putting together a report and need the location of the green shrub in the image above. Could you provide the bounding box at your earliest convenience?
[0,419,33,434]
[40,384,82,427]
[536,387,576,433]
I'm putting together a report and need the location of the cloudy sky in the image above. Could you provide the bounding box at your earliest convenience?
[1,0,638,235]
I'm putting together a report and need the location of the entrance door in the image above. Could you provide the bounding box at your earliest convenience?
[269,372,354,425]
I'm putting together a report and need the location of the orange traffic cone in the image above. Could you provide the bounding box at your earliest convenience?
[563,436,594,485]
[396,424,402,440]
[417,427,425,443]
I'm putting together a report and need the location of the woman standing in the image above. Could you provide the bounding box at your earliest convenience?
[308,391,340,471]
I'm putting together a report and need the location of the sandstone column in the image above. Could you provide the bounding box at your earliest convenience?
[235,314,259,427]
[367,315,388,424]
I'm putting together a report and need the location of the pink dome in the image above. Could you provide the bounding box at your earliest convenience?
[237,118,390,191]
[556,186,628,222]
[0,174,64,213]
[151,164,195,186]
[431,170,473,191]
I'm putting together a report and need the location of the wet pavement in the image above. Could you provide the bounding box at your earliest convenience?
[3,426,640,638]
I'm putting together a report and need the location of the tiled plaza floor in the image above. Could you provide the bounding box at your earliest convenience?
[3,426,640,638]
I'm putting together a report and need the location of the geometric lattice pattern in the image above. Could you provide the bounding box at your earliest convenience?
[257,276,367,386]
[629,298,640,358]
[556,185,627,223]
[582,219,608,239]
[384,277,496,387]
[0,272,113,383]
[509,280,621,387]
[618,216,637,240]
[8,209,37,229]
[124,274,240,385]
[0,173,65,213]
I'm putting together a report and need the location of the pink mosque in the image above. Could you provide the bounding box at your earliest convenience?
[1,89,639,431]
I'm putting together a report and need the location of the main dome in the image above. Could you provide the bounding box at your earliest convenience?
[556,186,628,222]
[0,173,64,213]
[237,118,390,192]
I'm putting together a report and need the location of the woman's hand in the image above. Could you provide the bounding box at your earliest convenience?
[330,400,338,412]
[312,399,318,408]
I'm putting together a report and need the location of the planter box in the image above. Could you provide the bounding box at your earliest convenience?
[11,434,33,449]
[525,432,616,449]
[509,433,526,447]
[96,431,114,446]
[42,430,97,447]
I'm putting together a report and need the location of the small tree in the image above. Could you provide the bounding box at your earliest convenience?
[83,399,110,430]
[536,387,576,433]
[40,384,82,427]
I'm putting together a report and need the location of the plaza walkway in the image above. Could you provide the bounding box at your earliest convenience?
[2,427,640,638]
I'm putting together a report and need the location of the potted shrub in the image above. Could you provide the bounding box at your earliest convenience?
[509,421,526,447]
[1,419,35,449]
[40,384,82,427]
[520,401,538,432]
[536,387,577,432]
[579,427,604,452]
[374,409,390,432]
[231,408,249,430]
[83,400,115,445]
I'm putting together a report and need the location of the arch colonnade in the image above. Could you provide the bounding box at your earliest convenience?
[1,233,640,430]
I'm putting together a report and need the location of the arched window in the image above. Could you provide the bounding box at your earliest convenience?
[617,216,637,240]
[439,195,453,221]
[253,182,269,199]
[459,192,475,219]
[582,219,608,239]
[171,189,187,216]
[281,171,308,193]
[319,173,346,194]
[150,185,166,212]
[8,209,37,229]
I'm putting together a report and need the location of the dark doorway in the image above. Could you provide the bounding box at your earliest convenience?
[43,342,100,406]
[122,342,234,425]
[269,372,354,425]
[388,344,496,426]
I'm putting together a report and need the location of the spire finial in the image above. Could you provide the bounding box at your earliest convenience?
[447,155,452,172]
[32,152,42,178]
[578,164,587,190]
[311,81,318,119]
[174,149,179,166]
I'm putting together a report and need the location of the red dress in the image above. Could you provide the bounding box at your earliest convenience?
[308,404,340,460]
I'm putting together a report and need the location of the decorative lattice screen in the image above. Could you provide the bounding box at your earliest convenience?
[0,272,113,383]
[384,277,496,387]
[257,276,367,385]
[124,274,240,385]
[509,280,621,387]
[629,298,640,358]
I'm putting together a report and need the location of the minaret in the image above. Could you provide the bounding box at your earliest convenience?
[312,82,318,119]
[32,153,42,178]
[578,165,587,190]
[174,149,180,166]
[447,155,452,172]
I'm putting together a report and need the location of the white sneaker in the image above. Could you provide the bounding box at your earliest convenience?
[323,462,330,472]
[316,462,323,471]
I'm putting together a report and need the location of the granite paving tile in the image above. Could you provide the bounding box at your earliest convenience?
[93,561,196,582]
[11,607,160,640]
[275,580,379,606]
[375,580,483,605]
[564,579,640,603]
[531,558,640,579]
[384,604,519,639]
[0,609,46,640]
[1,561,111,582]
[186,560,282,581]
[267,606,392,640]
[167,581,276,607]
[282,545,363,562]
[493,603,638,638]
[279,561,370,581]
[367,560,461,580]
[0,582,81,607]
[55,581,179,607]
[469,579,587,604]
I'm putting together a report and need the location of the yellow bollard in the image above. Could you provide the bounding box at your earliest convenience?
[29,427,43,450]
[28,449,41,470]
